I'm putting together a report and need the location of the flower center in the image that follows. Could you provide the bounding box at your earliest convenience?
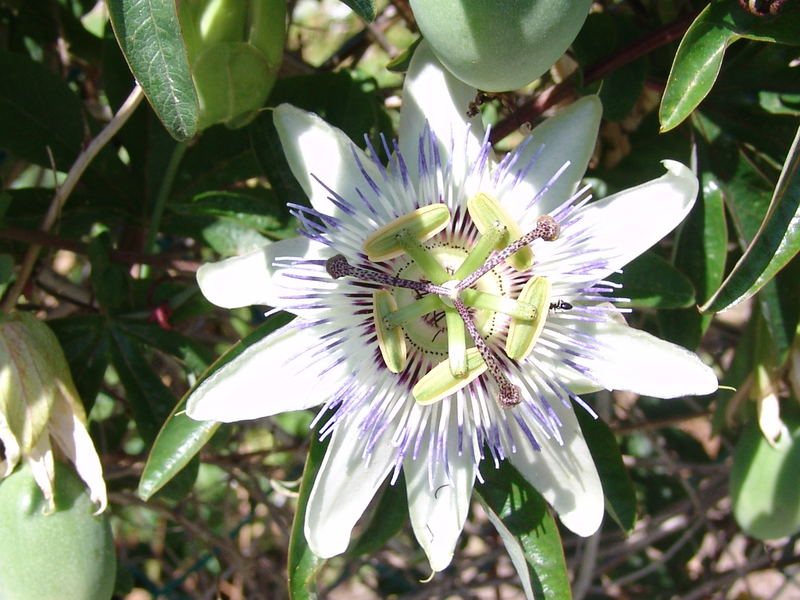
[325,195,560,408]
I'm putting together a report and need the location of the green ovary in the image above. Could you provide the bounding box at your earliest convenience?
[391,245,505,357]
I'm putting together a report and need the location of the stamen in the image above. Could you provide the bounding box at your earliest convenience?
[506,277,551,361]
[412,348,487,405]
[457,215,559,291]
[467,193,533,271]
[326,255,449,296]
[373,290,407,373]
[453,221,506,280]
[362,203,451,262]
[384,295,443,329]
[452,296,522,408]
[444,308,467,377]
[395,229,450,284]
[460,289,537,320]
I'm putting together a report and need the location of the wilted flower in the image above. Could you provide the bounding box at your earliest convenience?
[0,312,106,512]
[186,43,717,570]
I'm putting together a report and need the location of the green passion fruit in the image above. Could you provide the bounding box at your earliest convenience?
[730,414,800,540]
[409,0,592,92]
[0,462,116,600]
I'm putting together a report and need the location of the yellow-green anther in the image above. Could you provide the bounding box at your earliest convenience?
[445,308,468,378]
[467,193,534,271]
[373,290,407,373]
[413,348,487,405]
[453,221,506,280]
[384,295,444,329]
[363,204,451,262]
[395,229,450,284]
[505,276,552,361]
[460,289,537,320]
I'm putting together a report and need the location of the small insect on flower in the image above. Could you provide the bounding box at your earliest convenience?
[550,299,573,311]
[185,41,718,573]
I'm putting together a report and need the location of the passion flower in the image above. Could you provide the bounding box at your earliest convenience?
[185,42,717,571]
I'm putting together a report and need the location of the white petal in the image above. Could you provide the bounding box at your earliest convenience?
[508,399,604,537]
[304,405,396,558]
[48,395,108,513]
[26,433,56,511]
[274,104,382,220]
[576,317,718,398]
[398,40,485,182]
[197,237,326,309]
[571,160,699,281]
[404,408,475,571]
[503,96,602,222]
[186,323,346,422]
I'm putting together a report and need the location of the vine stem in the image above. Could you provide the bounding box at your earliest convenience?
[1,84,145,314]
[144,139,189,256]
[488,10,700,144]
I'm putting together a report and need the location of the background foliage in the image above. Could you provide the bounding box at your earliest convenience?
[1,0,799,598]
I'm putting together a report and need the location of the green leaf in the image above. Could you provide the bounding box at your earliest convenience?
[572,12,649,122]
[477,462,571,600]
[109,327,176,443]
[386,38,422,73]
[87,231,133,314]
[171,190,290,233]
[337,0,376,21]
[701,123,800,312]
[0,50,84,171]
[137,398,218,501]
[202,219,269,256]
[138,312,293,499]
[49,315,111,412]
[660,1,800,132]
[575,404,637,533]
[612,250,696,309]
[476,494,536,600]
[107,0,198,140]
[115,320,213,376]
[348,480,408,557]
[0,254,15,299]
[288,424,327,600]
[731,411,800,540]
[659,149,729,348]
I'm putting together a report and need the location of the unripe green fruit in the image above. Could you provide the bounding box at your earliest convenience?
[409,0,592,91]
[0,462,116,600]
[730,415,800,540]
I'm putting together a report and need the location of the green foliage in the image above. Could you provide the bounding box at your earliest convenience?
[107,0,198,140]
[477,462,572,600]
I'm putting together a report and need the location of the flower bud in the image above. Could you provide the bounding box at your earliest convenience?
[179,0,286,129]
[0,312,106,512]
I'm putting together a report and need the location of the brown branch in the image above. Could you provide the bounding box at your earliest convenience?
[0,226,200,273]
[489,9,700,144]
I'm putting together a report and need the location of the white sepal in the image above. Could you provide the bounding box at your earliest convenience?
[508,398,604,537]
[186,323,346,422]
[304,405,396,557]
[197,237,326,310]
[576,316,718,398]
[404,404,475,571]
